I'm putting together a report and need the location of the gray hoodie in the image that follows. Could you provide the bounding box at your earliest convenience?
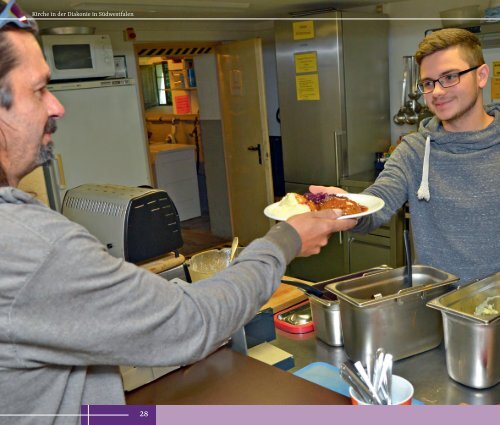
[355,104,500,284]
[0,187,300,424]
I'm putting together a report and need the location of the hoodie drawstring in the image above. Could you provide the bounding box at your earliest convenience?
[417,135,431,201]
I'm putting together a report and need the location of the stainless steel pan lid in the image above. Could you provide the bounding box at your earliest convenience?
[282,266,392,307]
[326,265,459,308]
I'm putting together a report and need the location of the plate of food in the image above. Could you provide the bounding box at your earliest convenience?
[264,192,385,221]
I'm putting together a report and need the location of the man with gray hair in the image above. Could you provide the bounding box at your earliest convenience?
[0,1,356,423]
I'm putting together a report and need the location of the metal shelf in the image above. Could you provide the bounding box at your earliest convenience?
[426,21,500,48]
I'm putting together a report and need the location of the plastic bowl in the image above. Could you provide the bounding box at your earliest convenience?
[349,375,414,405]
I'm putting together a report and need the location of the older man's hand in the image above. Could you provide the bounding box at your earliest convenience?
[287,209,357,257]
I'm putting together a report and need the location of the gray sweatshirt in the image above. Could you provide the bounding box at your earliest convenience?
[0,187,301,424]
[355,104,500,284]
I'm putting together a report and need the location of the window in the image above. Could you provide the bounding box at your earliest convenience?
[155,62,172,106]
[139,65,157,109]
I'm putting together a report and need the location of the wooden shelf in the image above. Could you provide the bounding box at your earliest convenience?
[165,87,197,91]
[146,113,198,123]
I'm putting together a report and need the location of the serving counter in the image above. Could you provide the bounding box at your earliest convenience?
[126,324,498,406]
[125,346,349,405]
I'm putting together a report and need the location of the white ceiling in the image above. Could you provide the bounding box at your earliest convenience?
[20,0,397,18]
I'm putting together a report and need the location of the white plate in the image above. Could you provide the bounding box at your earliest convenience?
[263,193,385,221]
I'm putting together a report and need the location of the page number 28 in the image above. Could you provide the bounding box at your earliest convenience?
[140,410,149,417]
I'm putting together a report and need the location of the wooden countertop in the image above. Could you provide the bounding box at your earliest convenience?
[125,347,350,405]
[138,252,185,274]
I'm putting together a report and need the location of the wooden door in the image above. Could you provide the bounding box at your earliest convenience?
[216,39,274,245]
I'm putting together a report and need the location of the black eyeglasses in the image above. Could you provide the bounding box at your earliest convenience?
[417,66,480,94]
[0,0,38,32]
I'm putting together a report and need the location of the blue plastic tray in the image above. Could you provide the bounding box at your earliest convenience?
[294,362,424,405]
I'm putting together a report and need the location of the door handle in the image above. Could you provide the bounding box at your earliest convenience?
[334,132,340,186]
[247,144,262,165]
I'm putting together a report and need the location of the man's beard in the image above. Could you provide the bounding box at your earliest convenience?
[37,142,54,166]
[433,87,480,124]
[36,118,57,166]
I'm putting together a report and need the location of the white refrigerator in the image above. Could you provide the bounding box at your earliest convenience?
[44,78,151,210]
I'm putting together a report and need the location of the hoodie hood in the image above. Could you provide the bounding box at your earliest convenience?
[417,103,500,153]
[0,186,39,205]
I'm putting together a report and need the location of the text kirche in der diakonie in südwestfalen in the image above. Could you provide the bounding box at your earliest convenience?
[32,10,134,18]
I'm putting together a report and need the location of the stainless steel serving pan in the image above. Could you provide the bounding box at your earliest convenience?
[326,265,459,364]
[427,272,499,389]
[309,266,392,347]
[281,277,343,346]
[282,267,391,347]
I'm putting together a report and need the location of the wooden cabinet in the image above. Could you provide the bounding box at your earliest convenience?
[345,217,403,273]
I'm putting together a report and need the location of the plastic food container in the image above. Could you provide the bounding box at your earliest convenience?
[427,272,499,389]
[349,375,414,405]
[326,265,458,364]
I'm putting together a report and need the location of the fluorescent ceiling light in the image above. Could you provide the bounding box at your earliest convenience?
[72,1,250,11]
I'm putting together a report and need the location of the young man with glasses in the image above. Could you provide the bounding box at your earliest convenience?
[0,1,355,422]
[312,28,499,285]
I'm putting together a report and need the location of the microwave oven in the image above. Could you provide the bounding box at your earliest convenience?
[40,34,115,81]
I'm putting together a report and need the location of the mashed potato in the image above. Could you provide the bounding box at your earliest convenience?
[268,193,310,220]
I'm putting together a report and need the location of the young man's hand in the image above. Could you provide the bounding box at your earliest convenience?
[309,185,348,195]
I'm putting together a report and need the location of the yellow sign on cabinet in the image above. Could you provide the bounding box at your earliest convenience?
[491,78,500,100]
[296,74,320,101]
[295,52,318,74]
[293,21,315,40]
[493,61,500,77]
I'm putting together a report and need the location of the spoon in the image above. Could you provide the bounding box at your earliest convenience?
[229,237,239,263]
[284,312,312,325]
[340,361,380,404]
